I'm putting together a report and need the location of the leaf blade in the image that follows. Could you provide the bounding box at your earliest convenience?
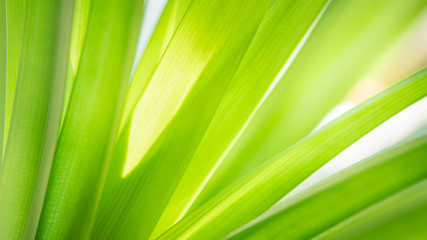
[0,0,74,238]
[197,0,427,206]
[35,0,144,238]
[230,133,427,239]
[159,68,427,239]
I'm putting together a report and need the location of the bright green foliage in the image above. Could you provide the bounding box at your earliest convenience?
[196,0,427,207]
[93,1,329,239]
[4,0,25,152]
[159,68,427,239]
[0,0,6,163]
[60,0,91,128]
[0,0,74,238]
[231,133,427,239]
[0,0,426,239]
[119,0,192,134]
[35,0,144,239]
[316,179,427,240]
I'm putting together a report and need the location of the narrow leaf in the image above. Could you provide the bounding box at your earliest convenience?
[156,0,328,234]
[0,0,74,238]
[119,0,192,134]
[196,0,427,207]
[93,1,275,238]
[4,0,25,151]
[35,0,144,238]
[316,179,427,239]
[230,133,427,239]
[159,68,427,239]
[60,0,91,128]
[0,0,6,165]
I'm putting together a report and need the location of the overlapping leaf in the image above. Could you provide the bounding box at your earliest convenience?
[316,179,427,239]
[35,0,144,238]
[4,0,25,153]
[194,0,427,208]
[0,0,74,238]
[159,68,427,239]
[230,132,427,239]
[60,0,91,128]
[93,0,282,238]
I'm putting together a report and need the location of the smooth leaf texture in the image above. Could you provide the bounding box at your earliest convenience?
[122,0,276,175]
[93,1,330,239]
[60,0,90,128]
[316,179,427,239]
[0,0,6,165]
[4,0,25,152]
[159,68,427,239]
[119,0,192,137]
[0,0,425,239]
[195,0,427,208]
[93,0,278,238]
[35,0,143,238]
[151,0,329,237]
[230,133,427,239]
[0,0,74,238]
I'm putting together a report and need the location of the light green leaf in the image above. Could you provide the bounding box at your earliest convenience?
[316,179,427,240]
[195,0,427,208]
[35,0,144,238]
[93,0,279,238]
[0,0,6,165]
[60,0,91,129]
[119,0,192,135]
[229,133,427,239]
[159,68,427,239]
[0,0,74,238]
[4,0,25,153]
[122,0,273,175]
[151,0,329,237]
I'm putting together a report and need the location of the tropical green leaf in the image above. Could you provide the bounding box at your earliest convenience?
[159,68,427,239]
[60,0,90,128]
[0,0,74,238]
[35,0,144,238]
[119,0,192,134]
[316,179,427,240]
[4,0,25,152]
[93,0,281,238]
[93,1,329,239]
[0,0,6,165]
[0,0,425,239]
[229,132,427,239]
[195,0,427,208]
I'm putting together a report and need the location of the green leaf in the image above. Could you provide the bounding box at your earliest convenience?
[159,68,427,239]
[35,0,144,238]
[0,0,74,238]
[121,0,275,175]
[229,133,427,239]
[0,0,6,165]
[195,0,427,208]
[4,0,25,152]
[316,179,427,240]
[60,0,91,129]
[93,0,284,238]
[148,0,330,236]
[119,0,192,135]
